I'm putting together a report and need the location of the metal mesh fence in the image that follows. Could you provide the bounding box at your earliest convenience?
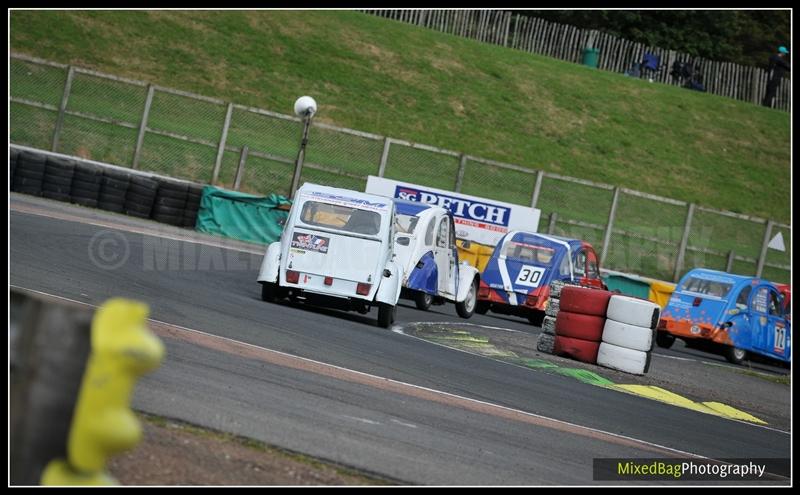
[382,141,461,191]
[460,158,536,206]
[535,176,614,226]
[226,108,301,194]
[58,72,146,164]
[9,54,790,284]
[10,58,66,107]
[9,59,67,151]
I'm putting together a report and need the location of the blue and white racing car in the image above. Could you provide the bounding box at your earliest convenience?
[392,199,480,318]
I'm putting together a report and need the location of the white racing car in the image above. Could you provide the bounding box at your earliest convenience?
[393,199,480,318]
[257,183,404,328]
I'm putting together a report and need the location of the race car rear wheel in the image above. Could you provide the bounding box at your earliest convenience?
[261,282,278,303]
[655,331,676,349]
[414,291,433,311]
[377,303,396,328]
[456,278,478,319]
[475,301,490,315]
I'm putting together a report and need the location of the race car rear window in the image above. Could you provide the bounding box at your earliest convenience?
[503,242,555,264]
[681,277,733,298]
[300,201,381,235]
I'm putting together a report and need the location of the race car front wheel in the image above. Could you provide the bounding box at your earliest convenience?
[725,345,747,365]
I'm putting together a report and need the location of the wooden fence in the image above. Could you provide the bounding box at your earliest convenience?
[363,9,790,112]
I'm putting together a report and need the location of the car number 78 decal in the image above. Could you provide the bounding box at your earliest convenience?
[514,265,547,288]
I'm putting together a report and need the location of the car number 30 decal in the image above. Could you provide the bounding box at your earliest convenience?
[514,265,547,288]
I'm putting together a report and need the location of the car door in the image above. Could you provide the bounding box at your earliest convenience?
[433,214,456,298]
[577,246,604,288]
[749,284,788,359]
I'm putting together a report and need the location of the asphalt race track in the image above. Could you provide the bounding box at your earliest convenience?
[9,194,791,485]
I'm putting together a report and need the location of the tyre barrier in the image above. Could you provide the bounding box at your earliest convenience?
[536,332,555,354]
[42,156,76,202]
[98,170,131,214]
[544,297,560,317]
[559,286,612,316]
[606,295,661,330]
[10,148,20,182]
[541,315,557,336]
[11,151,46,196]
[549,279,575,298]
[596,342,651,375]
[152,180,189,227]
[554,311,606,342]
[182,184,205,228]
[71,162,103,208]
[553,335,601,364]
[602,318,655,352]
[10,146,206,230]
[125,175,159,219]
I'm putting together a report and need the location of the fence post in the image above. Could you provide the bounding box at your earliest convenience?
[51,65,75,153]
[755,219,774,278]
[451,153,468,192]
[726,250,736,273]
[673,203,695,283]
[599,187,620,267]
[377,137,392,177]
[547,212,558,234]
[131,84,155,170]
[530,170,544,208]
[233,145,248,191]
[211,102,234,185]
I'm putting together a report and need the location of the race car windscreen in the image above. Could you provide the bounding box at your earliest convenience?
[300,201,382,235]
[394,214,419,234]
[681,277,734,298]
[503,241,555,265]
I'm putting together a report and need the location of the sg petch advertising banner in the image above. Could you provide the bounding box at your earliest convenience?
[365,176,541,246]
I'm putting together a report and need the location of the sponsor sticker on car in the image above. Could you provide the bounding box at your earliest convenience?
[292,233,330,253]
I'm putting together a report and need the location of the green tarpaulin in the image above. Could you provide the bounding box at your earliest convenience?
[195,186,291,244]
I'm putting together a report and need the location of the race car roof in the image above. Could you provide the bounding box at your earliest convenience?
[298,183,392,212]
[394,198,434,216]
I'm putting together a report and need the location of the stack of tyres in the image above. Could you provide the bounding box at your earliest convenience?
[98,169,131,213]
[10,148,20,182]
[536,280,572,354]
[71,163,103,208]
[152,180,188,226]
[124,175,159,219]
[597,296,661,375]
[42,156,75,202]
[553,286,611,364]
[182,184,204,228]
[11,151,46,196]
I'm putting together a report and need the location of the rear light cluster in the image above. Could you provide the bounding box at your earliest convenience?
[286,270,300,284]
[356,283,372,296]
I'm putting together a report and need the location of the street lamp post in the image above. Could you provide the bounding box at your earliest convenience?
[289,96,317,199]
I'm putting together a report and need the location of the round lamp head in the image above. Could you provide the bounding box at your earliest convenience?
[294,96,317,118]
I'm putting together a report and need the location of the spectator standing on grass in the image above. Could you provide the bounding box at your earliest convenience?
[762,46,790,107]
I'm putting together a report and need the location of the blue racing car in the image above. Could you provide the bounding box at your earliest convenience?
[476,231,605,325]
